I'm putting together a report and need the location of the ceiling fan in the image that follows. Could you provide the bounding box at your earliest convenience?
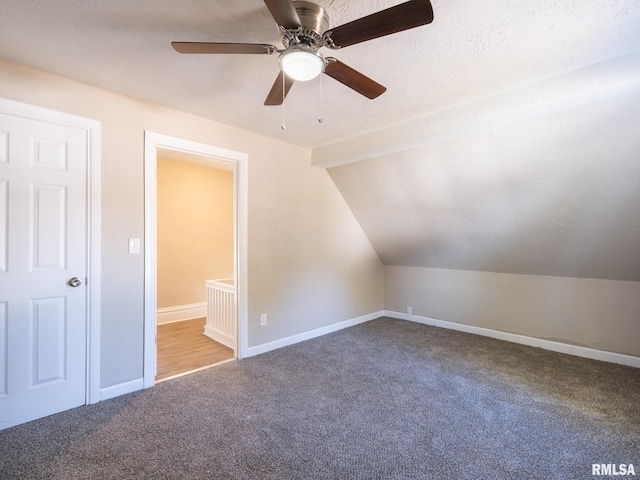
[172,0,434,106]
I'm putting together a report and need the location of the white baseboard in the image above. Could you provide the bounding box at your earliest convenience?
[157,303,206,325]
[204,325,235,350]
[100,378,144,401]
[245,310,385,358]
[384,310,640,369]
[96,309,637,406]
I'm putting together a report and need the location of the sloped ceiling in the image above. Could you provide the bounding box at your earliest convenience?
[1,1,639,281]
[325,56,640,281]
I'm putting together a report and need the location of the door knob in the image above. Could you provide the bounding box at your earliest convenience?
[68,277,82,287]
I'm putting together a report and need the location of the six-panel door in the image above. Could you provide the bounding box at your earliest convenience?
[0,112,88,430]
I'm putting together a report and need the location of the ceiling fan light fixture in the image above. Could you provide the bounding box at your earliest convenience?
[279,47,325,81]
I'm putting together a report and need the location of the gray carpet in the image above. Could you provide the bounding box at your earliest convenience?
[1,317,638,479]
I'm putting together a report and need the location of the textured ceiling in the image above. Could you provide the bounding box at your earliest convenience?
[1,0,639,149]
[2,0,640,281]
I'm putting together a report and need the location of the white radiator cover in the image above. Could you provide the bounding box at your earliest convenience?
[204,278,236,352]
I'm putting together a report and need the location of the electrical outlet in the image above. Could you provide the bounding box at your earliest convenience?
[407,306,413,316]
[260,313,268,326]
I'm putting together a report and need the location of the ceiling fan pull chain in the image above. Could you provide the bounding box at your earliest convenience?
[318,73,324,124]
[281,74,286,130]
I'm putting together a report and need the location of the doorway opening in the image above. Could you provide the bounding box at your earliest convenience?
[155,152,235,381]
[143,133,248,388]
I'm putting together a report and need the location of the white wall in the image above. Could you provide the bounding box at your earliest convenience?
[0,59,384,388]
[385,265,640,357]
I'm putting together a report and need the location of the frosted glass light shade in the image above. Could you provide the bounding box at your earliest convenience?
[279,48,324,81]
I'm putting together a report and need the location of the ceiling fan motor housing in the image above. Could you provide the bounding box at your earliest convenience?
[281,1,330,48]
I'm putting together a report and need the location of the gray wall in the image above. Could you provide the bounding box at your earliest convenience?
[385,266,640,357]
[321,55,640,359]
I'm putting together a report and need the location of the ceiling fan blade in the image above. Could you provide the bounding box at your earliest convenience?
[263,0,302,29]
[172,42,277,55]
[264,72,295,106]
[324,59,386,99]
[325,0,433,49]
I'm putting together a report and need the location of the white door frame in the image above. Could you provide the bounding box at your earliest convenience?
[0,97,102,405]
[143,132,248,388]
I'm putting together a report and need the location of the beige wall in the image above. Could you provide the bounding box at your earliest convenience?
[1,58,635,395]
[0,59,384,388]
[157,158,233,308]
[384,266,640,357]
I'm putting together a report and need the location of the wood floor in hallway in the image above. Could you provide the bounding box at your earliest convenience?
[156,317,234,381]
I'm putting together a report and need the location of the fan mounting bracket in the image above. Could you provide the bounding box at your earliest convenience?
[322,31,340,50]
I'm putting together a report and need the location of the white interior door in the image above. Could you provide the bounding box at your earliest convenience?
[0,111,88,430]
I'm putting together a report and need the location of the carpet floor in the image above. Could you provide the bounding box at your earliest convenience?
[1,317,638,479]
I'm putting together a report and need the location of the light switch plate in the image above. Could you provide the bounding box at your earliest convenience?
[128,238,141,255]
